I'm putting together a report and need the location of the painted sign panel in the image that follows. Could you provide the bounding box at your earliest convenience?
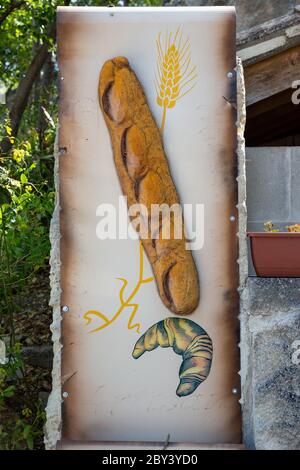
[57,6,240,444]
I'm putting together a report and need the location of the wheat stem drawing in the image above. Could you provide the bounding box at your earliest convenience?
[155,27,197,133]
[83,241,153,334]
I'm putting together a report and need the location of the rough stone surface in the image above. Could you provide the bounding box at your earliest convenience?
[184,0,297,32]
[44,133,62,450]
[237,57,248,289]
[248,278,300,315]
[237,59,300,450]
[250,311,300,450]
[241,278,300,449]
[236,58,256,449]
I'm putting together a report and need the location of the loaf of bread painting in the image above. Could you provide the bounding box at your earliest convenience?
[98,57,199,315]
[132,317,213,397]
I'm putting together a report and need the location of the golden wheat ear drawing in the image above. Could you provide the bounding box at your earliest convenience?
[155,27,197,133]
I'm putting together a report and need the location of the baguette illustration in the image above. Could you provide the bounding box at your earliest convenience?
[99,57,199,315]
[132,317,213,397]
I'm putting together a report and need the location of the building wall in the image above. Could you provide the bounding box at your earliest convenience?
[185,0,300,31]
[247,147,300,275]
[241,277,300,449]
[247,147,300,232]
[240,146,300,449]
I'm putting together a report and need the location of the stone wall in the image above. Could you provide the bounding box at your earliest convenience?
[184,0,300,32]
[241,279,300,449]
[241,149,300,449]
[237,66,300,448]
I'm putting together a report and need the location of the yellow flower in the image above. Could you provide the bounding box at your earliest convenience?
[22,407,32,418]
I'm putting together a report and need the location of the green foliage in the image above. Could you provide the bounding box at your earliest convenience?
[0,121,54,336]
[0,0,163,450]
[1,1,55,88]
[263,221,280,233]
[129,0,163,4]
[0,343,46,450]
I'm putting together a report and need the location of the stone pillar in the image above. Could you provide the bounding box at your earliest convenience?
[243,279,300,449]
[44,134,62,450]
[237,67,300,450]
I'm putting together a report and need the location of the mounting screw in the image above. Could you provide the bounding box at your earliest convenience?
[59,147,67,156]
[232,387,239,395]
[229,215,236,222]
[227,71,234,79]
[62,305,69,313]
[62,391,69,398]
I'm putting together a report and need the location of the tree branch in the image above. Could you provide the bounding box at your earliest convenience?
[0,1,25,26]
[0,0,71,155]
[1,23,56,155]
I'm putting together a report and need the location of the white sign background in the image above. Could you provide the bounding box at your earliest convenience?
[58,6,240,444]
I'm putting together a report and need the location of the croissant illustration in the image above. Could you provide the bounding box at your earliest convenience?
[132,317,213,397]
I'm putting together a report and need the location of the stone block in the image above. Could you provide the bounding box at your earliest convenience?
[251,312,300,449]
[248,277,300,315]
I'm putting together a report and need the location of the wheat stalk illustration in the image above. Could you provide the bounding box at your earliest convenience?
[155,27,197,133]
[83,241,153,334]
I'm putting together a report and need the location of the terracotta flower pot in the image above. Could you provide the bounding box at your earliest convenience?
[247,232,300,277]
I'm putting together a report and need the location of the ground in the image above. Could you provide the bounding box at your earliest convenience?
[0,271,52,450]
